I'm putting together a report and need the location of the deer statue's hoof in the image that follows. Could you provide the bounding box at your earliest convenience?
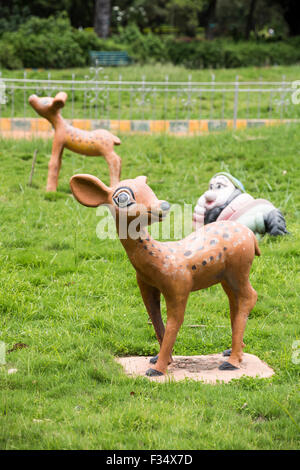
[222,349,232,357]
[145,368,164,377]
[219,361,239,371]
[149,355,159,364]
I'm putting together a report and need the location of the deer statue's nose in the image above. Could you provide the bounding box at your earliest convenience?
[160,201,171,212]
[28,94,37,104]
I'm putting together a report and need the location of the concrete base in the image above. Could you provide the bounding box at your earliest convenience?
[116,353,274,384]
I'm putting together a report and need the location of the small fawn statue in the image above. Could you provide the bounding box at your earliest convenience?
[70,173,260,376]
[29,92,122,192]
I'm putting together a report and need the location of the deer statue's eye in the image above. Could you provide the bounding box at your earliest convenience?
[115,191,131,208]
[112,186,135,208]
[41,99,50,106]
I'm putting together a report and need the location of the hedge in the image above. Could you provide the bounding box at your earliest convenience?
[0,16,300,69]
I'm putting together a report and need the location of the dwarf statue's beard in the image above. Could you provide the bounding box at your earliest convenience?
[204,189,242,225]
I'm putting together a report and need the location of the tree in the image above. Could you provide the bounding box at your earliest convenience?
[204,0,218,39]
[94,0,111,38]
[166,0,207,37]
[245,0,258,39]
[270,0,300,36]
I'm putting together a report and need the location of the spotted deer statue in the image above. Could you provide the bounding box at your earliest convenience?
[29,92,122,192]
[70,173,260,376]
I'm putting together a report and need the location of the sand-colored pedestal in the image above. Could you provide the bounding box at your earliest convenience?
[116,353,274,384]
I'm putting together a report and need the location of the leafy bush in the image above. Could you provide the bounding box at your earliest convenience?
[222,42,300,68]
[166,38,300,69]
[73,29,126,64]
[0,41,22,69]
[115,24,168,63]
[0,4,31,36]
[1,16,300,70]
[0,13,102,69]
[167,39,224,68]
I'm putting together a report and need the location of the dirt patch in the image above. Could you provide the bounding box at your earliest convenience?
[7,343,28,353]
[116,353,274,384]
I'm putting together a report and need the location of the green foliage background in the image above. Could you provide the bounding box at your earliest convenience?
[1,15,300,69]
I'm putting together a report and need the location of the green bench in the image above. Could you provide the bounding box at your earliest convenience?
[89,51,133,67]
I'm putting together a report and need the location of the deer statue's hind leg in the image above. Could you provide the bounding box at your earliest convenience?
[147,294,188,376]
[47,139,64,192]
[220,278,257,370]
[104,151,122,187]
[221,279,246,358]
[136,276,170,365]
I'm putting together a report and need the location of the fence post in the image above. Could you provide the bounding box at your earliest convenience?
[280,74,286,121]
[0,71,2,137]
[71,73,75,120]
[153,86,157,121]
[210,73,215,120]
[141,74,145,120]
[187,74,192,121]
[258,76,262,119]
[23,70,27,137]
[164,75,169,127]
[118,74,122,125]
[23,70,27,119]
[47,71,51,96]
[129,85,133,123]
[233,75,239,129]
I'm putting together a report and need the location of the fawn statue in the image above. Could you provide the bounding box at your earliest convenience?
[70,173,260,376]
[29,92,122,192]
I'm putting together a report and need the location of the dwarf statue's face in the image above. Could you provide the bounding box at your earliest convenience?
[203,175,236,210]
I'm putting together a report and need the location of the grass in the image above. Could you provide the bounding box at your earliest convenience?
[0,123,299,449]
[3,62,300,82]
[1,64,300,120]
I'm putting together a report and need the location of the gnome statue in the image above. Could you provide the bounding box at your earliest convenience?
[193,172,288,237]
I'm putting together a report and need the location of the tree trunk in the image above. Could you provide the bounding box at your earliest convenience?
[205,0,218,40]
[94,0,111,38]
[245,0,258,40]
[282,0,300,36]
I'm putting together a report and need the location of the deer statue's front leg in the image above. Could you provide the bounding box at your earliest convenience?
[47,138,64,192]
[136,275,172,365]
[146,293,189,376]
[104,152,122,187]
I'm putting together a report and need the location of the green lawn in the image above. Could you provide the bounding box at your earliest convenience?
[3,63,300,82]
[0,123,299,449]
[1,64,300,120]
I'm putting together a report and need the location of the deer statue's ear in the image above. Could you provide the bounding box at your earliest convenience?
[70,174,111,207]
[53,92,68,110]
[135,175,148,184]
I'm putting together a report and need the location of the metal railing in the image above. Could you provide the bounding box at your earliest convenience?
[0,70,299,125]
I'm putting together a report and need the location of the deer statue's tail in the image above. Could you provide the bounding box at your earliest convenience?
[112,134,121,145]
[254,235,261,257]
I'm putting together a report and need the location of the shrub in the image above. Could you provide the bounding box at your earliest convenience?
[1,17,300,70]
[73,29,126,64]
[0,13,103,69]
[166,38,300,69]
[0,41,22,69]
[4,14,86,69]
[114,24,168,63]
